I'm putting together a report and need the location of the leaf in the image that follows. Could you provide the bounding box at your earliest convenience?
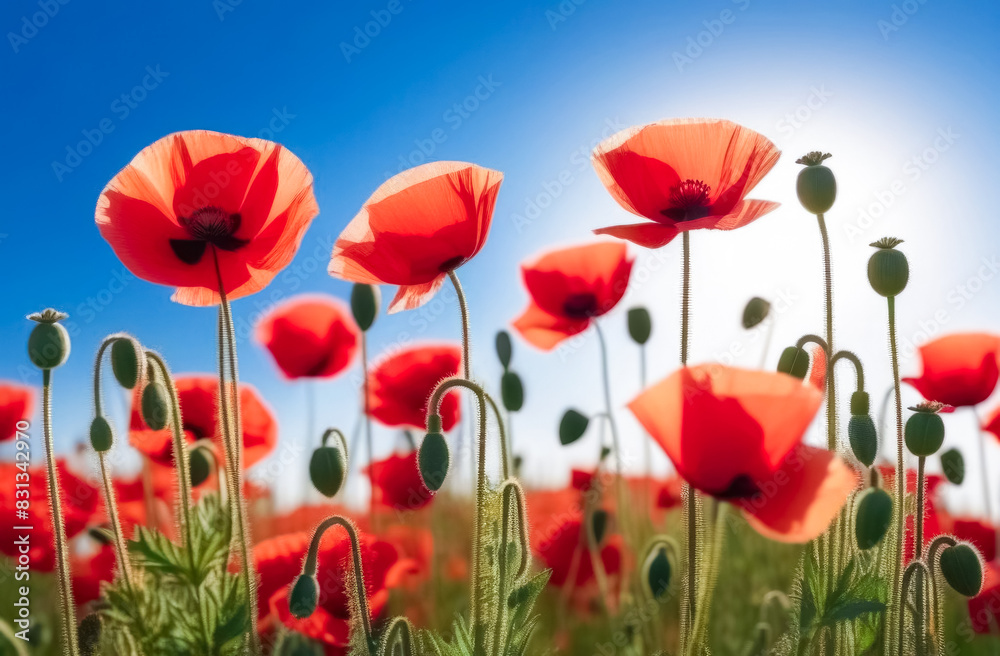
[823,599,885,624]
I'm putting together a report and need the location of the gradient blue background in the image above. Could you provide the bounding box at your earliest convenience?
[2,0,999,513]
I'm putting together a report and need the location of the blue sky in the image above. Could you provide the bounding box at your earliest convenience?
[2,0,1000,511]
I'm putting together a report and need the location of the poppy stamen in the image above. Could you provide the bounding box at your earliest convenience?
[663,179,712,222]
[562,293,599,319]
[170,207,250,264]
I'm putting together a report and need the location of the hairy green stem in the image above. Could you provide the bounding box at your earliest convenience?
[449,270,471,380]
[680,230,699,648]
[685,502,729,656]
[887,294,906,650]
[361,331,376,530]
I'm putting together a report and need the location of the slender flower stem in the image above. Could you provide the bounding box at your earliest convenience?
[492,481,528,656]
[483,391,511,480]
[449,270,471,380]
[685,501,729,656]
[816,213,837,453]
[915,457,926,558]
[887,294,906,648]
[898,561,930,656]
[681,232,691,365]
[145,352,193,541]
[680,230,699,644]
[973,408,998,555]
[639,342,653,527]
[41,369,80,656]
[361,331,376,530]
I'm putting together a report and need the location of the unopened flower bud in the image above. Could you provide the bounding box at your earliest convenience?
[627,307,652,345]
[89,416,114,453]
[189,447,212,488]
[140,382,170,431]
[940,543,984,597]
[741,297,771,329]
[590,509,609,545]
[495,330,513,369]
[795,151,837,214]
[777,346,809,379]
[848,414,878,467]
[559,409,589,446]
[642,543,672,600]
[110,338,141,389]
[27,309,71,370]
[855,487,893,550]
[501,371,524,412]
[350,284,380,332]
[867,238,908,297]
[941,448,965,485]
[418,426,450,492]
[905,405,945,457]
[309,444,346,498]
[289,574,319,618]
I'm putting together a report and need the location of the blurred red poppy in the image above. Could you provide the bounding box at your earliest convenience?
[591,118,780,248]
[535,516,623,590]
[366,450,433,511]
[512,242,634,350]
[630,365,857,543]
[96,130,318,306]
[367,344,462,431]
[129,375,277,468]
[950,517,997,562]
[256,295,359,380]
[72,541,116,606]
[0,460,100,571]
[0,382,33,442]
[329,161,503,313]
[903,333,1000,407]
[255,528,417,651]
[657,476,684,511]
[969,562,1000,634]
[877,466,946,561]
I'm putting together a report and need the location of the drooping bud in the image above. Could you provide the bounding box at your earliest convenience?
[309,445,346,498]
[855,487,893,550]
[941,448,965,485]
[850,391,870,415]
[27,309,71,370]
[741,297,771,329]
[905,403,946,457]
[89,416,114,453]
[418,415,450,491]
[140,382,170,431]
[590,509,609,545]
[189,446,213,488]
[777,346,809,379]
[847,394,877,467]
[288,574,320,618]
[795,151,837,214]
[350,283,380,332]
[501,371,524,412]
[627,307,652,345]
[559,409,589,446]
[867,238,908,297]
[495,330,513,369]
[939,543,984,597]
[110,338,141,389]
[642,543,672,600]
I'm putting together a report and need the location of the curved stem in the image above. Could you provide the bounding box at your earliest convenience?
[41,370,80,656]
[144,351,193,539]
[448,270,471,380]
[321,427,349,455]
[795,334,830,354]
[361,331,375,530]
[483,391,511,480]
[382,617,415,656]
[899,561,930,656]
[887,295,907,648]
[593,321,631,560]
[830,350,865,392]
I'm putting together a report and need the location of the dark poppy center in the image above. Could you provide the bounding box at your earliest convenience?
[438,255,466,272]
[717,474,760,500]
[662,179,712,222]
[169,206,249,265]
[562,293,599,319]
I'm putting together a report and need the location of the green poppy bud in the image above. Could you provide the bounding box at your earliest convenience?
[855,487,893,550]
[309,445,346,498]
[289,574,320,618]
[867,238,908,297]
[500,371,524,412]
[741,297,771,329]
[89,416,114,453]
[27,309,71,370]
[643,545,672,600]
[848,414,878,467]
[140,382,170,431]
[350,284,380,332]
[776,346,809,379]
[941,448,965,485]
[110,339,141,389]
[418,430,450,491]
[627,307,652,345]
[189,447,212,488]
[590,509,609,545]
[78,613,102,656]
[495,330,513,369]
[559,409,589,446]
[795,152,837,215]
[850,391,870,416]
[905,409,945,457]
[939,543,984,597]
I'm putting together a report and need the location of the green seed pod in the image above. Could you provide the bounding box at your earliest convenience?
[495,330,513,369]
[643,545,672,600]
[189,447,212,488]
[627,307,652,345]
[289,574,320,619]
[905,410,945,457]
[741,297,771,329]
[559,409,589,446]
[78,613,102,656]
[309,445,346,498]
[140,382,170,431]
[89,416,114,453]
[500,371,524,412]
[850,391,870,416]
[776,346,809,379]
[590,509,609,545]
[350,283,380,332]
[27,309,71,370]
[418,430,450,491]
[939,543,984,597]
[867,238,908,297]
[848,414,878,467]
[110,339,141,389]
[795,152,837,215]
[855,487,893,550]
[941,448,965,485]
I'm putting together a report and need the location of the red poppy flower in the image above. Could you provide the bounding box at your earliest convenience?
[256,295,359,380]
[329,161,503,313]
[950,518,997,563]
[255,529,417,651]
[129,375,277,468]
[535,516,623,591]
[876,466,946,561]
[366,450,433,511]
[903,333,1000,407]
[366,344,462,431]
[96,130,319,306]
[512,242,634,350]
[629,365,857,543]
[0,460,100,571]
[591,119,780,248]
[969,561,1000,634]
[72,541,117,606]
[0,382,33,442]
[657,476,684,511]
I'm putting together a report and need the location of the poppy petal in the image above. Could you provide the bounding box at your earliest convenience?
[593,223,679,248]
[512,300,590,351]
[388,276,447,314]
